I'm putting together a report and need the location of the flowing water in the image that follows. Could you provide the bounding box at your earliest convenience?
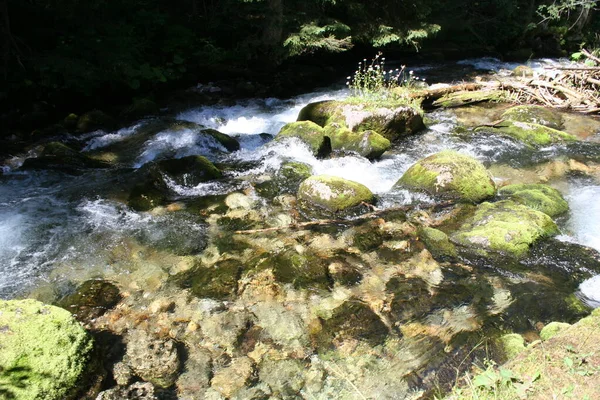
[1,57,600,398]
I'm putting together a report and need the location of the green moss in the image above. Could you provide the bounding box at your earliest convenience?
[296,100,343,127]
[540,321,572,341]
[0,299,94,400]
[158,155,223,186]
[171,259,241,300]
[253,249,330,290]
[324,125,390,159]
[432,90,507,108]
[450,200,559,258]
[201,129,240,152]
[502,105,563,130]
[498,183,569,217]
[418,226,457,259]
[496,333,526,360]
[276,121,331,157]
[395,150,496,203]
[297,175,374,216]
[475,120,576,146]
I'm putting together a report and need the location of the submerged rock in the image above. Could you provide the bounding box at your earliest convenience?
[395,150,496,203]
[475,120,576,147]
[21,142,111,172]
[0,299,94,400]
[125,329,180,388]
[58,279,121,324]
[211,356,255,398]
[502,105,564,130]
[418,226,457,259]
[450,200,559,258]
[258,357,306,398]
[158,155,222,186]
[171,259,241,300]
[275,121,331,157]
[297,175,374,217]
[498,183,569,217]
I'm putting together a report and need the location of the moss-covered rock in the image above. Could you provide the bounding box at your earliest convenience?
[76,110,116,133]
[275,121,331,157]
[450,200,559,258]
[158,155,223,186]
[252,249,330,290]
[63,113,79,130]
[418,226,457,259]
[0,299,94,400]
[297,175,374,217]
[21,142,111,172]
[171,259,241,300]
[297,100,424,142]
[475,120,576,147]
[513,65,534,77]
[498,183,569,217]
[495,333,526,360]
[57,280,121,324]
[395,151,496,203]
[127,182,168,212]
[502,105,563,130]
[432,90,507,108]
[540,321,572,341]
[273,161,313,194]
[324,125,391,159]
[201,129,240,152]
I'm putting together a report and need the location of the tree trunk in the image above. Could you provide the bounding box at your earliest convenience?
[261,0,283,64]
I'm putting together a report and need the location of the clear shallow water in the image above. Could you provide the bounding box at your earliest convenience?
[0,59,599,304]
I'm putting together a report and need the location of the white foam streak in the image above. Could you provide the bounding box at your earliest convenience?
[83,123,145,151]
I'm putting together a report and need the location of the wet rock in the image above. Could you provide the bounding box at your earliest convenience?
[0,299,94,400]
[125,329,180,388]
[112,361,134,386]
[158,155,222,187]
[128,179,168,212]
[171,259,241,300]
[250,301,310,351]
[513,65,534,77]
[540,321,571,341]
[274,161,313,194]
[498,183,569,217]
[395,150,496,203]
[258,357,306,398]
[450,200,559,258]
[298,100,424,142]
[275,121,331,157]
[21,142,112,172]
[324,125,390,159]
[254,249,330,290]
[225,192,255,210]
[121,98,160,120]
[200,310,252,351]
[502,105,563,130]
[201,128,240,152]
[58,279,121,324]
[475,120,576,147]
[77,110,117,133]
[317,300,389,348]
[95,382,158,400]
[387,276,432,323]
[297,175,374,217]
[211,356,255,398]
[328,260,363,287]
[418,226,457,259]
[176,348,212,396]
[495,333,526,360]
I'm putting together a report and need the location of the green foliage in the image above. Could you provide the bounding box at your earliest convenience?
[283,21,352,56]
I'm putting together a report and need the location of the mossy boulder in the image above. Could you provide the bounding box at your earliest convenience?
[275,121,331,157]
[0,299,94,400]
[21,142,111,172]
[395,150,496,203]
[502,105,563,130]
[171,259,241,300]
[201,129,240,152]
[121,98,160,120]
[418,226,457,259]
[324,125,391,159]
[475,120,576,147]
[297,175,374,217]
[76,110,116,133]
[513,65,534,77]
[495,333,526,360]
[540,321,572,341]
[297,100,424,142]
[432,90,506,108]
[271,161,313,194]
[498,183,569,217]
[450,200,559,258]
[158,155,222,187]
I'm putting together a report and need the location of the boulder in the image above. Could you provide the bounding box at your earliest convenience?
[297,175,374,217]
[475,120,576,147]
[77,110,116,133]
[324,125,391,159]
[498,183,569,217]
[395,150,496,203]
[21,142,111,172]
[513,65,534,77]
[125,329,180,388]
[450,200,559,258]
[157,155,222,187]
[275,121,331,157]
[418,226,457,259]
[495,333,526,360]
[540,321,572,341]
[201,128,240,152]
[297,100,424,142]
[0,299,94,400]
[502,105,563,130]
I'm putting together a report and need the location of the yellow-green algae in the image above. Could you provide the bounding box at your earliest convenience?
[395,150,496,203]
[498,183,569,218]
[450,200,559,258]
[0,299,94,400]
